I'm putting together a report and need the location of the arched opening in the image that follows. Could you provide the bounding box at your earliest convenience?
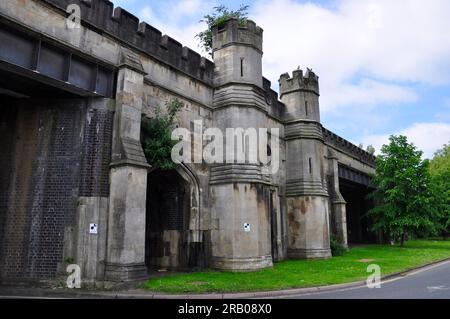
[145,167,204,271]
[339,180,377,245]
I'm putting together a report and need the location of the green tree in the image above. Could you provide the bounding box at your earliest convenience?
[196,4,250,55]
[429,143,450,237]
[368,135,438,246]
[141,99,184,170]
[430,143,450,175]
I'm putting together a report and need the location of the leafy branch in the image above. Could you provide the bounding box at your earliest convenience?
[196,4,250,55]
[141,99,184,170]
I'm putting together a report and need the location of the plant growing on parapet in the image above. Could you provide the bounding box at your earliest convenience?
[196,4,250,55]
[141,99,184,170]
[368,135,441,246]
[429,143,450,239]
[366,145,376,155]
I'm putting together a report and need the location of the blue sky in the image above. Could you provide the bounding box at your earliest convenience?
[112,0,450,158]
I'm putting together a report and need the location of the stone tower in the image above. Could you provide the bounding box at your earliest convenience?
[209,18,273,271]
[279,69,332,259]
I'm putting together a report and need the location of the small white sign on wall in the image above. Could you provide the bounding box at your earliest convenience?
[89,223,98,234]
[244,223,251,232]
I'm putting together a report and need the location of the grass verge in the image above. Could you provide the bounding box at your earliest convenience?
[140,240,450,294]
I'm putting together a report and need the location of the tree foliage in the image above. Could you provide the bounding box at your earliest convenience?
[368,135,439,246]
[429,143,450,233]
[196,4,250,55]
[141,99,184,170]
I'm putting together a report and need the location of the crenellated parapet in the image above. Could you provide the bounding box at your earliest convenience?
[263,77,286,119]
[212,18,263,52]
[40,0,214,84]
[322,127,376,167]
[279,68,320,98]
[278,68,321,122]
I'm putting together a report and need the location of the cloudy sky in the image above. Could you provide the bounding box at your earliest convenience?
[113,0,450,159]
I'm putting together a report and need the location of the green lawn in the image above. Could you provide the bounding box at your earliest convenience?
[140,240,450,294]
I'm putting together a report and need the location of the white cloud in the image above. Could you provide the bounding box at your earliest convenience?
[171,0,204,16]
[362,123,450,159]
[252,0,450,110]
[320,79,418,110]
[138,0,214,55]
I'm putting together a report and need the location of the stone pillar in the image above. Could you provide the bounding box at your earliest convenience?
[327,149,348,248]
[280,69,331,259]
[209,19,273,271]
[104,48,150,282]
[208,107,273,271]
[284,134,332,259]
[209,165,273,271]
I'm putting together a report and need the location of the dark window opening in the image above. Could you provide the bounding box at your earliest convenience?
[240,58,244,77]
[309,157,312,174]
[305,101,308,116]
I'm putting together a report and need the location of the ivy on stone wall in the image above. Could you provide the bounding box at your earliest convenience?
[141,99,184,170]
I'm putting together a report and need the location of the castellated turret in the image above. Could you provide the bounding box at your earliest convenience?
[209,18,273,272]
[279,69,321,122]
[212,18,263,88]
[281,67,331,259]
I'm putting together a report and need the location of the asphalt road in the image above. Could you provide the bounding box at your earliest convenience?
[282,260,450,299]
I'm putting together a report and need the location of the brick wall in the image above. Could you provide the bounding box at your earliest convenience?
[79,106,113,198]
[0,98,113,281]
[0,103,17,278]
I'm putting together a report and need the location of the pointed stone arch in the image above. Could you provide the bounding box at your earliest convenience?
[145,163,204,270]
[174,163,202,242]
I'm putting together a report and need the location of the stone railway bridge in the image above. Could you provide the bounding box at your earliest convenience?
[0,0,376,286]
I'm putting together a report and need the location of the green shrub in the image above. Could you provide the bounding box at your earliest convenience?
[141,99,183,170]
[330,237,347,257]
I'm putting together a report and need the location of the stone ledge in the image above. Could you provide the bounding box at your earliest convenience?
[287,248,332,259]
[211,255,273,272]
[104,262,148,282]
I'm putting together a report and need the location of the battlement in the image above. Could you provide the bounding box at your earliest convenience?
[322,127,376,167]
[40,0,214,85]
[212,18,263,52]
[279,68,320,97]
